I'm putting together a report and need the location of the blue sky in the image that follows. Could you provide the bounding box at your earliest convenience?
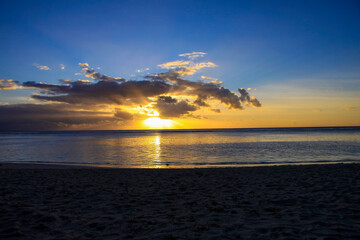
[0,0,359,130]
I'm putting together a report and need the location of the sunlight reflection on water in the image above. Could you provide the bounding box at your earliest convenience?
[0,128,359,167]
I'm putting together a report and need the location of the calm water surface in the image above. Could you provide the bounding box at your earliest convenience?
[1,127,359,167]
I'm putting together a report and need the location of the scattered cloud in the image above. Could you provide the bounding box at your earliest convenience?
[78,63,89,67]
[136,67,150,73]
[0,79,22,90]
[22,59,260,111]
[33,63,50,71]
[0,53,261,130]
[79,62,125,82]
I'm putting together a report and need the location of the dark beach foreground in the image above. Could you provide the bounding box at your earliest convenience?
[1,163,359,239]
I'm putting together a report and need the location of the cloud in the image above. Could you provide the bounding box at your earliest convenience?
[154,97,198,118]
[60,64,65,70]
[114,108,134,120]
[24,78,173,105]
[22,61,260,112]
[201,76,222,84]
[211,109,221,113]
[158,52,216,76]
[158,96,178,104]
[193,97,210,107]
[0,104,119,131]
[33,63,50,71]
[238,88,262,107]
[158,60,190,69]
[0,55,261,130]
[0,79,22,90]
[158,60,217,76]
[78,63,89,67]
[136,67,150,73]
[78,62,125,82]
[147,71,250,109]
[179,52,207,60]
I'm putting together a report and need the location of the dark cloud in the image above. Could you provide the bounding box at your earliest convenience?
[20,66,261,118]
[0,79,21,90]
[84,69,125,82]
[148,71,248,109]
[238,88,262,107]
[193,97,210,107]
[114,108,133,120]
[154,98,198,118]
[158,96,178,103]
[21,61,262,112]
[211,109,221,113]
[0,104,119,131]
[78,63,125,82]
[0,59,262,130]
[24,80,173,105]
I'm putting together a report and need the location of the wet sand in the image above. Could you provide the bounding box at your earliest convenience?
[1,163,359,239]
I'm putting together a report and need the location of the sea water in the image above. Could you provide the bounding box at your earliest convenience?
[0,127,359,167]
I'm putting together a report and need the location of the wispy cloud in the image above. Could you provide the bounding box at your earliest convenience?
[179,52,207,60]
[33,63,50,71]
[60,64,65,70]
[136,68,150,73]
[158,60,190,69]
[201,76,222,84]
[79,63,125,82]
[158,60,217,76]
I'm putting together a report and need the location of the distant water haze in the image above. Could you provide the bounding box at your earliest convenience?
[0,127,359,168]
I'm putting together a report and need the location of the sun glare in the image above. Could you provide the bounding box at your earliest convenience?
[143,117,174,129]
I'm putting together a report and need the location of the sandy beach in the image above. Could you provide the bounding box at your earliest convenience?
[1,163,359,239]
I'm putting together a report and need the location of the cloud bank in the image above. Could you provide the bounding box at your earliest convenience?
[0,53,261,131]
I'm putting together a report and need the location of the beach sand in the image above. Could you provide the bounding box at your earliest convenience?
[0,163,359,239]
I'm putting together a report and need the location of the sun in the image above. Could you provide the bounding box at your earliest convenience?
[143,117,174,129]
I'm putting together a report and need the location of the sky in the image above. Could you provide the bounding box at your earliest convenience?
[0,0,359,131]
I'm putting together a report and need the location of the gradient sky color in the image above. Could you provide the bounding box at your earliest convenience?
[0,0,359,130]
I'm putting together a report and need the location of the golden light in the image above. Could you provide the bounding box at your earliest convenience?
[136,104,160,117]
[143,117,174,129]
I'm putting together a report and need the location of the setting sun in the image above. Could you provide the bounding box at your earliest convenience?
[143,117,174,129]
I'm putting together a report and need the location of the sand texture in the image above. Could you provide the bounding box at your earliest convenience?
[0,164,359,239]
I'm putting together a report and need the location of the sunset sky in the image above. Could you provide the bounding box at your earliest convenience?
[0,0,359,131]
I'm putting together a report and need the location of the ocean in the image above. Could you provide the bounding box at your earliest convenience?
[1,127,359,168]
